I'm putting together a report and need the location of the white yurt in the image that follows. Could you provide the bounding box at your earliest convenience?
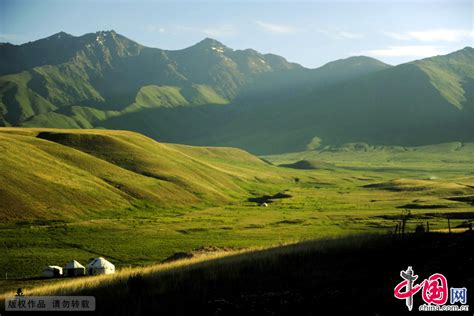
[63,260,86,277]
[87,257,115,275]
[42,265,63,278]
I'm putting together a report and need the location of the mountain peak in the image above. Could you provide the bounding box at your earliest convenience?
[320,55,391,70]
[190,37,229,52]
[198,37,225,46]
[454,46,474,56]
[95,30,117,36]
[48,31,73,40]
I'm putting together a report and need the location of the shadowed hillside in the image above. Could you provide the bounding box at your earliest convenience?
[99,47,474,154]
[3,233,472,315]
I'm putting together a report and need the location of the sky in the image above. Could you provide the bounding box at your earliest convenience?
[0,0,472,68]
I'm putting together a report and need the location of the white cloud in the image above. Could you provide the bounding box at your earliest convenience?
[363,45,444,57]
[384,29,473,42]
[145,25,166,33]
[337,31,364,39]
[0,33,18,42]
[255,20,297,34]
[201,25,235,37]
[317,28,364,40]
[176,25,235,37]
[382,31,411,40]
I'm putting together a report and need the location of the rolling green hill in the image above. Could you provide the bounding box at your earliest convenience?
[0,128,283,221]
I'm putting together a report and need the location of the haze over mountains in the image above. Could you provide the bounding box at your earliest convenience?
[1,30,473,154]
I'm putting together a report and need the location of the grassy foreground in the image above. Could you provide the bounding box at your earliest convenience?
[2,232,472,314]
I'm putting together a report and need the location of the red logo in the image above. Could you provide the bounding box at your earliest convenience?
[394,266,448,311]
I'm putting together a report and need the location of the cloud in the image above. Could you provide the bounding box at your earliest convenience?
[384,29,473,42]
[176,25,235,37]
[255,20,297,34]
[145,25,165,33]
[317,28,364,40]
[337,31,364,39]
[201,25,235,37]
[0,33,18,42]
[382,31,411,40]
[363,45,444,57]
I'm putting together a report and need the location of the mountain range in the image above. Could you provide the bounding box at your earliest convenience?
[1,30,473,154]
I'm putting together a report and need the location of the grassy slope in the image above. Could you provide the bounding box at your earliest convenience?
[0,127,285,221]
[416,47,474,109]
[123,84,229,112]
[22,105,122,129]
[0,72,57,124]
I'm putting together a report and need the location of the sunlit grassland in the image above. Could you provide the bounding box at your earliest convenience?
[1,131,473,297]
[1,166,472,294]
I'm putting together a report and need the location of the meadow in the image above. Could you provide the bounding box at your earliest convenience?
[1,132,473,297]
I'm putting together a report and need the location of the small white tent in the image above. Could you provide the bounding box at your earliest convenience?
[42,266,63,278]
[87,257,115,275]
[63,260,86,277]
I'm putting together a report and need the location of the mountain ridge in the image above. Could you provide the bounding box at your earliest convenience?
[0,31,472,154]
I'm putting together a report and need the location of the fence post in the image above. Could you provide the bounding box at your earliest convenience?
[400,209,411,237]
[448,217,451,233]
[426,221,430,233]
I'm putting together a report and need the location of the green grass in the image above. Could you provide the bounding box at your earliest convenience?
[180,84,229,105]
[0,127,291,222]
[0,72,57,124]
[123,84,229,113]
[416,47,474,109]
[1,129,473,295]
[22,106,122,129]
[263,141,474,170]
[127,85,188,111]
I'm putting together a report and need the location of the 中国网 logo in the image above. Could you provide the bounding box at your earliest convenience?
[394,266,469,312]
